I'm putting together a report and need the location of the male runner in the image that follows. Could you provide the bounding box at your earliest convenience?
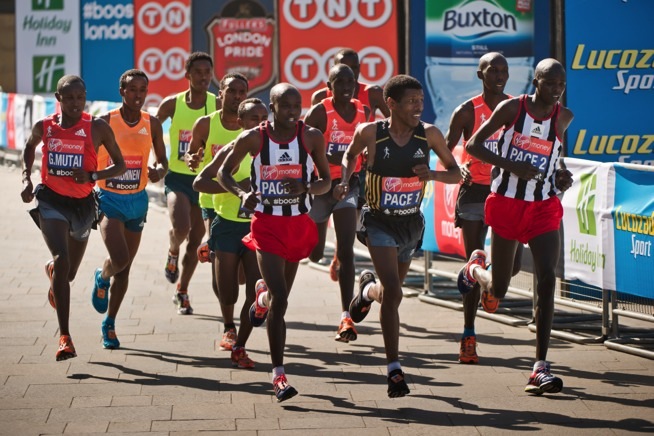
[445,52,521,364]
[20,75,125,360]
[187,73,248,347]
[218,84,331,402]
[305,64,369,343]
[91,69,168,349]
[193,98,269,368]
[340,75,461,397]
[462,58,574,395]
[156,52,219,314]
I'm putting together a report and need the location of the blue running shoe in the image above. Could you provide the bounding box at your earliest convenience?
[525,362,563,395]
[91,268,110,314]
[101,321,120,349]
[457,250,486,295]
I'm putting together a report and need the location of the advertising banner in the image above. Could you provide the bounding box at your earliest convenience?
[15,0,81,95]
[81,0,134,102]
[192,0,276,102]
[134,0,191,110]
[565,0,654,165]
[425,0,534,132]
[279,0,398,113]
[561,158,616,291]
[612,165,654,299]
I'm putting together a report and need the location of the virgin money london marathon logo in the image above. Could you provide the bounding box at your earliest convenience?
[33,55,65,92]
[576,173,597,235]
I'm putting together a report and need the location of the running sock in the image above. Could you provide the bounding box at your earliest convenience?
[272,366,285,380]
[362,282,374,302]
[224,323,236,332]
[463,327,475,338]
[257,291,268,308]
[387,360,401,375]
[534,360,547,371]
[469,264,481,281]
[176,283,188,294]
[103,316,115,326]
[341,311,351,320]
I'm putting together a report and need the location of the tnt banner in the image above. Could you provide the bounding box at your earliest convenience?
[81,0,134,102]
[279,0,398,113]
[561,158,616,291]
[612,165,654,299]
[565,0,654,165]
[15,0,81,95]
[134,0,191,110]
[191,0,275,103]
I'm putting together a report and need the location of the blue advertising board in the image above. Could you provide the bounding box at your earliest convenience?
[80,0,134,102]
[565,0,654,165]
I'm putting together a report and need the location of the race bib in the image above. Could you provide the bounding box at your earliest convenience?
[105,155,142,190]
[259,164,303,206]
[508,132,553,178]
[47,138,84,177]
[177,130,192,160]
[326,130,353,165]
[380,176,423,216]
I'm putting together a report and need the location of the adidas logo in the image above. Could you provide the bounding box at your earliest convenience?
[278,152,292,163]
[413,148,425,159]
[74,128,86,137]
[138,127,148,136]
[263,198,271,205]
[530,124,543,138]
[46,126,53,137]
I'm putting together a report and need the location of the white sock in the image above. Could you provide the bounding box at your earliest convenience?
[534,360,547,371]
[341,311,350,320]
[272,366,284,380]
[469,264,481,280]
[257,291,268,308]
[387,360,402,374]
[362,282,374,302]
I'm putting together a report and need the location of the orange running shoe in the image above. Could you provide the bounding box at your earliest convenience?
[481,290,500,313]
[458,336,479,364]
[249,280,269,327]
[329,256,340,282]
[231,347,255,369]
[219,328,237,351]
[335,317,357,342]
[164,251,179,283]
[55,335,77,361]
[45,260,55,309]
[197,242,211,263]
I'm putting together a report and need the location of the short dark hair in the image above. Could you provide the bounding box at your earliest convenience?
[238,97,265,118]
[185,51,213,72]
[335,48,358,62]
[383,75,422,102]
[119,69,149,89]
[220,72,249,90]
[56,75,85,93]
[328,64,354,83]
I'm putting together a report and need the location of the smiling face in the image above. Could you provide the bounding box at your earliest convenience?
[120,75,148,112]
[389,88,424,128]
[327,65,356,104]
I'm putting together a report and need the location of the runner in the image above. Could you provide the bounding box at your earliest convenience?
[193,98,269,368]
[340,75,461,397]
[91,69,168,349]
[305,64,369,343]
[217,83,331,402]
[187,73,248,347]
[444,52,522,364]
[155,52,219,315]
[461,58,574,395]
[20,75,126,360]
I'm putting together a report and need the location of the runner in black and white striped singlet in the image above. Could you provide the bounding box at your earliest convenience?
[217,83,331,403]
[464,59,575,396]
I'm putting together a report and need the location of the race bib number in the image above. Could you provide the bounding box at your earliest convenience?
[259,164,303,206]
[105,155,142,190]
[380,176,423,216]
[177,130,192,160]
[508,132,553,177]
[46,138,84,177]
[326,129,354,165]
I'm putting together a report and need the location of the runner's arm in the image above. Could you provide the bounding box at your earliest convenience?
[20,120,44,203]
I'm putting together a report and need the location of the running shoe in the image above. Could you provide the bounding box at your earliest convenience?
[55,335,77,361]
[457,249,487,294]
[164,251,179,283]
[349,270,375,323]
[249,279,269,327]
[197,241,211,263]
[91,268,110,314]
[329,257,340,282]
[219,328,237,351]
[273,374,298,402]
[387,369,410,398]
[335,317,357,343]
[101,321,120,349]
[481,290,500,313]
[173,291,193,315]
[231,347,255,369]
[45,260,55,309]
[458,336,479,364]
[525,363,563,395]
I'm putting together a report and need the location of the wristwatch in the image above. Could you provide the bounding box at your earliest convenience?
[89,171,98,181]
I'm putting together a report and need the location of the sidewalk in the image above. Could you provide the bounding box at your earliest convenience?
[0,165,652,435]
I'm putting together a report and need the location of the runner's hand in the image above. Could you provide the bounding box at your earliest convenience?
[460,162,472,185]
[509,161,539,180]
[21,179,34,203]
[186,148,204,172]
[555,169,573,192]
[333,182,348,200]
[412,164,432,181]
